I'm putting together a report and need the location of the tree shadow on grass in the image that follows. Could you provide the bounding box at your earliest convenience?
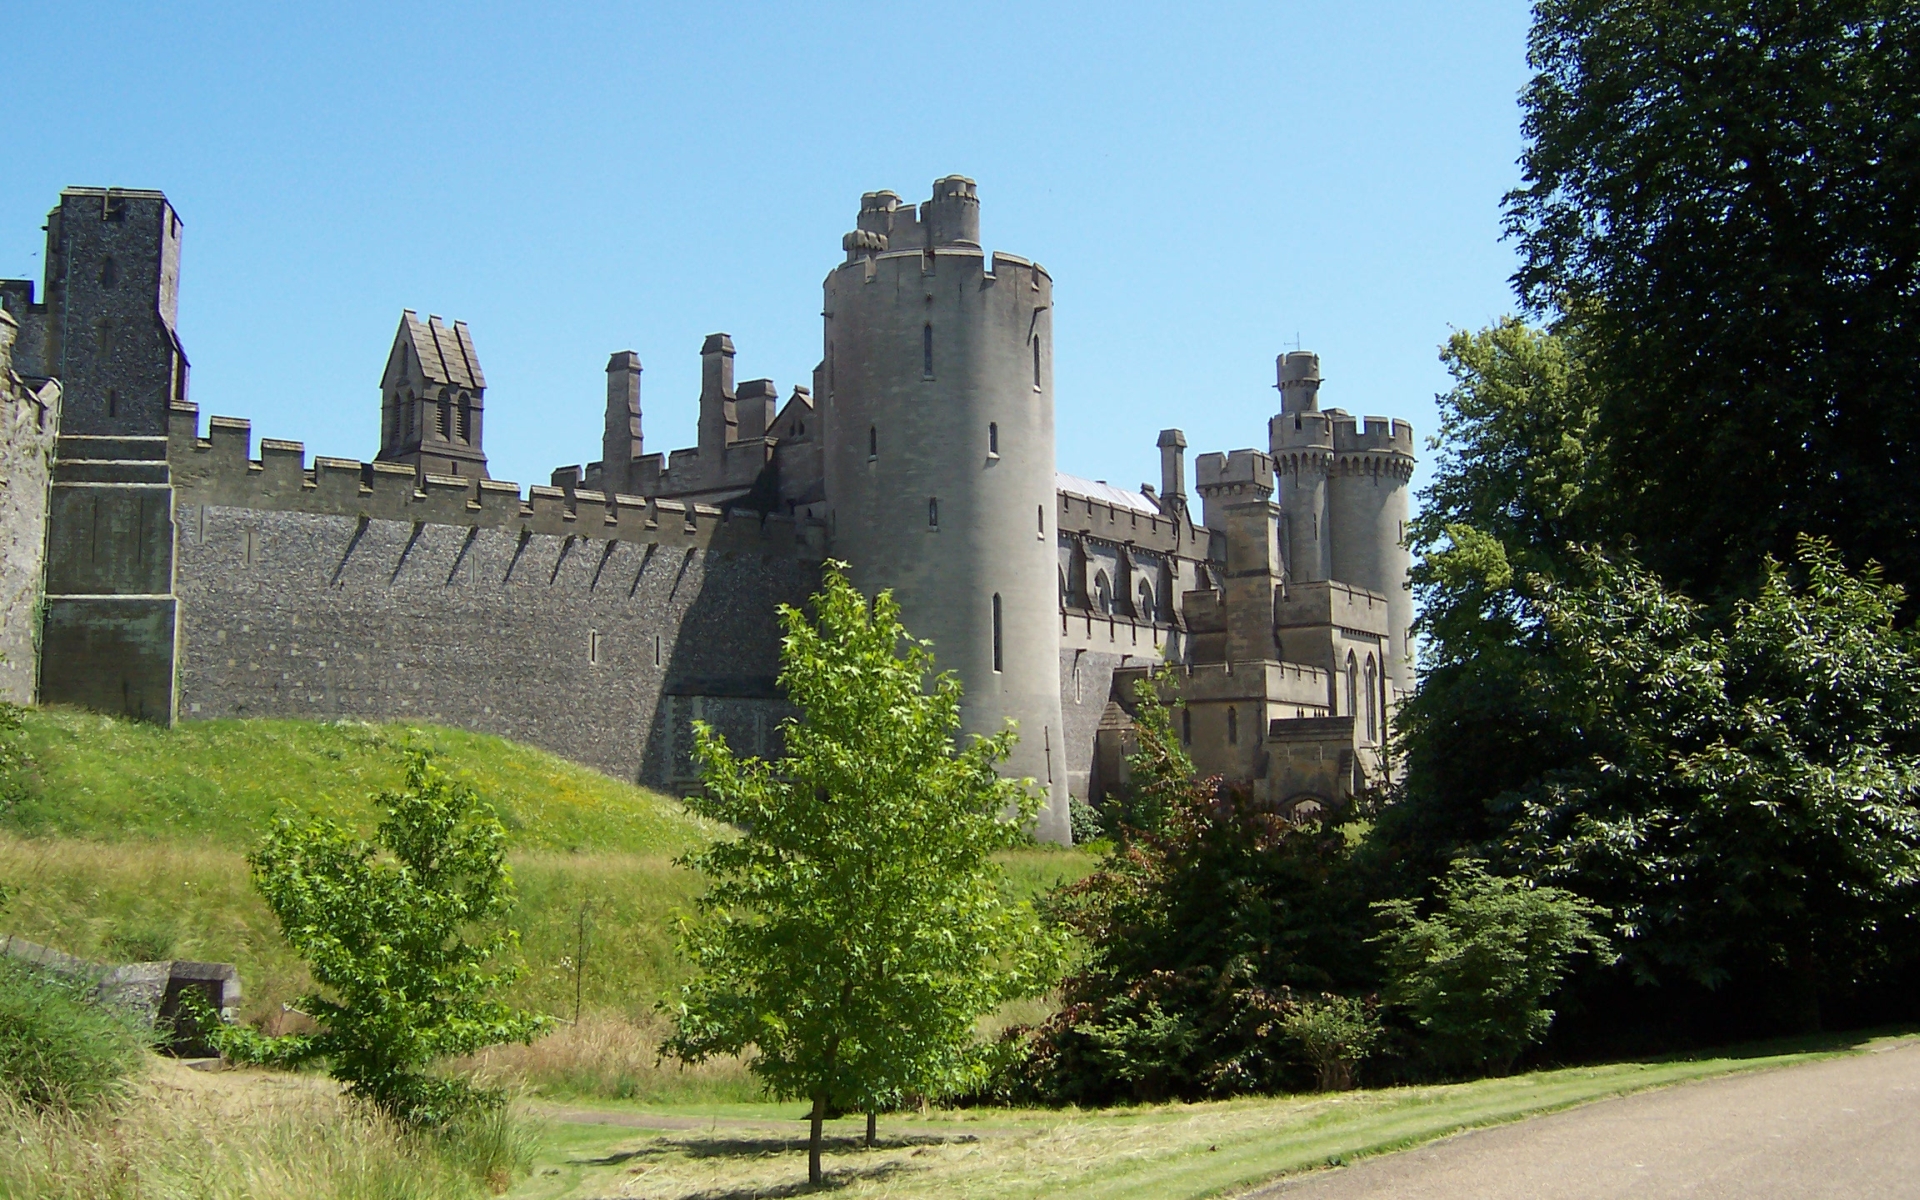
[1634,1024,1919,1065]
[581,1130,978,1166]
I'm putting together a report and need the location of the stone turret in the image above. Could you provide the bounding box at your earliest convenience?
[823,176,1069,842]
[1194,449,1281,665]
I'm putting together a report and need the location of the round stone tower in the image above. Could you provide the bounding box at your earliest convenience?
[1270,351,1334,584]
[1269,350,1417,694]
[821,177,1069,843]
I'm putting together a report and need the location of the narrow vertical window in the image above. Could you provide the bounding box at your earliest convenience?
[106,388,117,417]
[653,634,663,667]
[868,425,877,459]
[589,630,602,665]
[1181,707,1192,745]
[1033,336,1041,388]
[928,497,939,528]
[922,323,934,378]
[1038,504,1045,537]
[992,593,1003,672]
[1365,657,1379,743]
[988,422,999,455]
[1228,706,1239,745]
[827,343,835,397]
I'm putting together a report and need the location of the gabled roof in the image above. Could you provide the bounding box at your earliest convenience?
[397,310,485,390]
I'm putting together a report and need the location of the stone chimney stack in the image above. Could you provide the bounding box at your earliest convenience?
[736,378,777,442]
[1157,428,1187,505]
[602,351,642,491]
[697,333,736,459]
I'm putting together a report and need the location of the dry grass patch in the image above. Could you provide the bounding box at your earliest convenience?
[1,1056,482,1200]
[461,1009,758,1104]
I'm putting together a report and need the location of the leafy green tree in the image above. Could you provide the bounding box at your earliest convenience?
[213,752,549,1125]
[1507,537,1920,1028]
[1509,0,1920,599]
[663,563,1062,1186]
[1373,860,1612,1074]
[1381,319,1604,870]
[1012,674,1374,1104]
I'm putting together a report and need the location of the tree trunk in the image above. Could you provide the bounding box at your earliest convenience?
[809,1092,826,1185]
[866,1110,876,1147]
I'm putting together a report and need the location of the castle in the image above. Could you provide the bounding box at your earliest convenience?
[0,182,1414,842]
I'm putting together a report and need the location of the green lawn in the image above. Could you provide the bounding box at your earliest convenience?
[507,1033,1914,1200]
[0,708,1097,1102]
[4,708,716,854]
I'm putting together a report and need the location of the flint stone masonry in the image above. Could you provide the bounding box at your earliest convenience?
[0,313,61,703]
[172,499,814,789]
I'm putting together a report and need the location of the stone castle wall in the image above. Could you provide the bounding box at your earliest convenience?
[0,321,60,704]
[168,403,819,788]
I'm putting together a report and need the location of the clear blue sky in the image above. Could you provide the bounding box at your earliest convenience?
[3,1,1533,499]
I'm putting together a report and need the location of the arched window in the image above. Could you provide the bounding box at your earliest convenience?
[928,497,939,528]
[1093,570,1112,613]
[989,422,999,455]
[868,425,877,459]
[1346,653,1359,720]
[992,593,1003,672]
[1181,707,1192,745]
[456,393,472,443]
[1058,567,1068,607]
[1137,579,1154,621]
[437,390,452,440]
[922,323,934,378]
[1228,706,1239,745]
[1364,656,1379,743]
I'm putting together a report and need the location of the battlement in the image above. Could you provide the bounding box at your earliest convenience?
[1269,408,1335,452]
[167,402,812,554]
[1193,449,1274,497]
[1275,578,1390,636]
[1328,410,1415,457]
[843,176,995,264]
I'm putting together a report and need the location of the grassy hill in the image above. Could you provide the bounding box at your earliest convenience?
[4,709,715,854]
[0,707,1094,1101]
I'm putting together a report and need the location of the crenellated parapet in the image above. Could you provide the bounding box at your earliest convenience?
[167,401,820,558]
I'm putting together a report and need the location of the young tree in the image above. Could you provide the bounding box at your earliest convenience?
[1277,992,1383,1092]
[1373,860,1612,1075]
[664,563,1063,1186]
[213,752,549,1125]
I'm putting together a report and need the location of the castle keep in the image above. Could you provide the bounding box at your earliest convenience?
[0,181,1414,840]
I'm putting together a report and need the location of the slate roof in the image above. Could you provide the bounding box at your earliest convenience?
[399,310,485,390]
[1056,471,1160,516]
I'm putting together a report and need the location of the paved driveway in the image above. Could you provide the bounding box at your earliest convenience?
[1253,1040,1920,1199]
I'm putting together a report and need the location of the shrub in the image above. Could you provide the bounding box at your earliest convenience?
[1372,859,1611,1074]
[212,751,550,1127]
[0,955,150,1113]
[1278,992,1381,1092]
[1068,797,1105,845]
[1006,673,1374,1104]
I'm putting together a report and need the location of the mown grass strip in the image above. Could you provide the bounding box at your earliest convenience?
[518,1037,1903,1200]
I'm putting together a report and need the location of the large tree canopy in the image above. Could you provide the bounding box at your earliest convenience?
[1509,0,1920,597]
